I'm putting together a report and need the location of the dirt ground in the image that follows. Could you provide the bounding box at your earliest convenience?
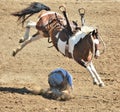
[0,0,120,112]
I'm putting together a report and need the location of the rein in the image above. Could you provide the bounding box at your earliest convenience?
[99,33,106,55]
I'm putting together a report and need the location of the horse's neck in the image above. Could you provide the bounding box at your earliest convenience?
[81,26,95,34]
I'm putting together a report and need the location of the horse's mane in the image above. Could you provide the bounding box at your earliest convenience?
[81,26,96,34]
[11,2,51,26]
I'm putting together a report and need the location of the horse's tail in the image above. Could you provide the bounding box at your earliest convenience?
[11,2,51,26]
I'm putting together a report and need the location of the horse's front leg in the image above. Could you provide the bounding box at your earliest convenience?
[86,64,99,85]
[75,59,99,85]
[89,62,105,87]
[19,21,36,43]
[12,32,40,56]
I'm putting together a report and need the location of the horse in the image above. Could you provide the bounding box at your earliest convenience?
[11,2,105,87]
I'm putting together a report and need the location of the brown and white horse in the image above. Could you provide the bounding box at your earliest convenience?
[12,2,105,87]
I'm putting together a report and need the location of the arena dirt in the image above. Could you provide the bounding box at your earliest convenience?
[0,0,120,112]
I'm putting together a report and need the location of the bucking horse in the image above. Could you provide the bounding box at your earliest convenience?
[11,2,105,87]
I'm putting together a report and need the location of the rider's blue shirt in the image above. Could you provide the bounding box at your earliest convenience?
[48,68,73,87]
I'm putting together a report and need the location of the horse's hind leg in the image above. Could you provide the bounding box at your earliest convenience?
[12,32,40,56]
[89,62,105,87]
[19,21,36,43]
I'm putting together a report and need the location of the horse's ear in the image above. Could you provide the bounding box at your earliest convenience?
[92,29,99,39]
[72,21,78,26]
[72,21,81,30]
[92,30,96,36]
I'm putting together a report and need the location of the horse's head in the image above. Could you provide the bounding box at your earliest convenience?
[91,28,100,59]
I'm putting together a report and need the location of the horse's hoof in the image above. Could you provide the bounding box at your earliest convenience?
[12,51,16,57]
[99,83,105,87]
[93,81,98,85]
[19,39,24,43]
[93,80,99,85]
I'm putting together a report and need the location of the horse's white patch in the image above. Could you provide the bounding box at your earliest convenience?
[93,39,99,44]
[56,32,66,55]
[69,31,86,58]
[56,32,60,39]
[26,21,36,27]
[81,26,95,34]
[57,39,67,55]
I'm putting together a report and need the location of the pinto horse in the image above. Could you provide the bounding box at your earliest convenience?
[11,2,105,87]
